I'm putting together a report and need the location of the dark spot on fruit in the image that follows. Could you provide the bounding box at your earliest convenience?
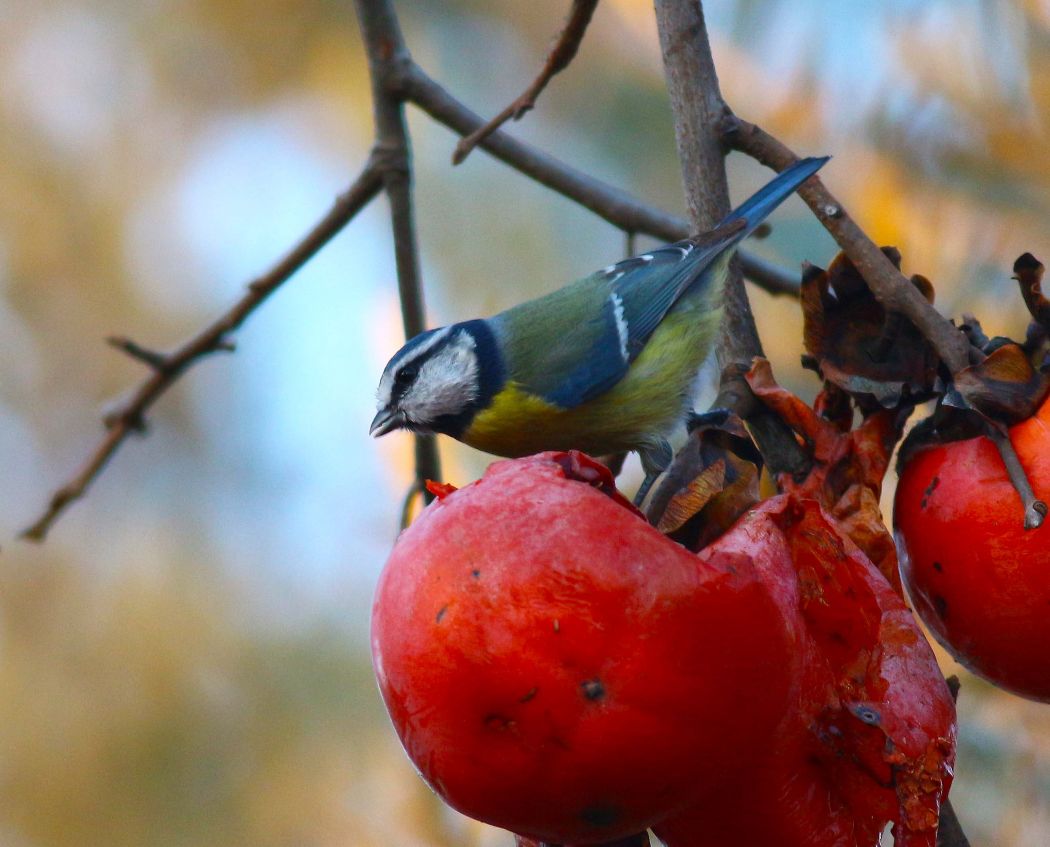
[484,713,516,732]
[553,619,561,633]
[852,705,881,726]
[829,631,846,644]
[933,561,943,573]
[921,475,940,509]
[581,678,605,701]
[435,605,447,623]
[580,804,619,827]
[519,687,538,704]
[932,594,948,619]
[471,569,481,579]
[550,735,571,751]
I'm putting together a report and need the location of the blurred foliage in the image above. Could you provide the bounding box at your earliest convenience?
[0,0,1048,844]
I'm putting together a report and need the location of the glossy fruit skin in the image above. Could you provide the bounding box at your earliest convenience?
[655,496,956,847]
[894,397,1050,702]
[371,452,792,844]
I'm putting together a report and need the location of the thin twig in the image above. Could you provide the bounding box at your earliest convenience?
[106,336,176,371]
[399,478,423,530]
[452,0,599,165]
[723,113,972,374]
[985,422,1047,529]
[21,161,386,541]
[936,676,970,847]
[937,799,971,847]
[399,63,800,296]
[356,0,442,503]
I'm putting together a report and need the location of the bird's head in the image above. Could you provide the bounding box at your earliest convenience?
[371,323,485,439]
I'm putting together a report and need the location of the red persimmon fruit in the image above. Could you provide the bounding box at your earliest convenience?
[894,397,1050,702]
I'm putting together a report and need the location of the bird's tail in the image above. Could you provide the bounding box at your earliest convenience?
[723,156,829,237]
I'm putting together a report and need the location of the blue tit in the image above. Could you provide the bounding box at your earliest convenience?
[371,156,827,495]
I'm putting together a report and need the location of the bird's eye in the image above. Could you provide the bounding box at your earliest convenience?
[396,366,417,385]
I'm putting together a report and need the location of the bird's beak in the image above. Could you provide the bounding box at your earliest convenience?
[370,407,405,437]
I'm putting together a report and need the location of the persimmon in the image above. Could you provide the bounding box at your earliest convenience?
[655,497,956,847]
[895,395,1050,702]
[371,452,793,844]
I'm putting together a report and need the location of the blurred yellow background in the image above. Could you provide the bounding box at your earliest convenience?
[1,0,1048,844]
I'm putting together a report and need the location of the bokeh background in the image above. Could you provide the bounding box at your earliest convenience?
[1,0,1049,844]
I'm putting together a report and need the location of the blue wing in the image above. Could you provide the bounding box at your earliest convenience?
[502,156,828,408]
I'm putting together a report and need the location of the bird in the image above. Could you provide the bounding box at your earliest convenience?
[371,156,828,500]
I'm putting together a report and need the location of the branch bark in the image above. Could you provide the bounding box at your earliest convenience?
[22,162,385,541]
[356,0,442,502]
[654,0,763,365]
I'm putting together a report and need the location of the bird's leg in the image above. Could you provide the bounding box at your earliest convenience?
[634,439,674,507]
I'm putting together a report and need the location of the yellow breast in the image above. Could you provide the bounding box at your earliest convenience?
[461,306,721,458]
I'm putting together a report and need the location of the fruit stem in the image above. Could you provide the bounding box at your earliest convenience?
[985,423,1048,530]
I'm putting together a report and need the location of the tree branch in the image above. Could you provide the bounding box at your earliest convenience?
[653,0,809,479]
[356,0,442,503]
[399,63,800,296]
[723,114,973,374]
[452,0,600,165]
[654,0,756,363]
[22,161,385,541]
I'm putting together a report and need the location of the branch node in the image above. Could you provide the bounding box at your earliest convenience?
[102,406,147,433]
[718,110,742,143]
[371,141,411,176]
[1026,499,1048,531]
[380,52,415,99]
[107,335,170,371]
[212,335,237,354]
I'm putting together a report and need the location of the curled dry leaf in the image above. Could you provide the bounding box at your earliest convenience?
[802,248,938,410]
[647,413,761,549]
[656,459,726,534]
[949,339,1050,424]
[1015,252,1050,330]
[746,358,905,591]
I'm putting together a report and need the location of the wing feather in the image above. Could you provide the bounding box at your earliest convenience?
[494,156,828,409]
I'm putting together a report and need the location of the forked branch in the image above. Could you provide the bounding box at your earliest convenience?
[22,162,385,541]
[452,0,600,165]
[722,114,973,374]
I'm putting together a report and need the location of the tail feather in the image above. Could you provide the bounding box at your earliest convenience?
[724,156,829,236]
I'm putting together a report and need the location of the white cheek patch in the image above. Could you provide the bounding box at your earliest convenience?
[401,332,480,423]
[377,326,454,408]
